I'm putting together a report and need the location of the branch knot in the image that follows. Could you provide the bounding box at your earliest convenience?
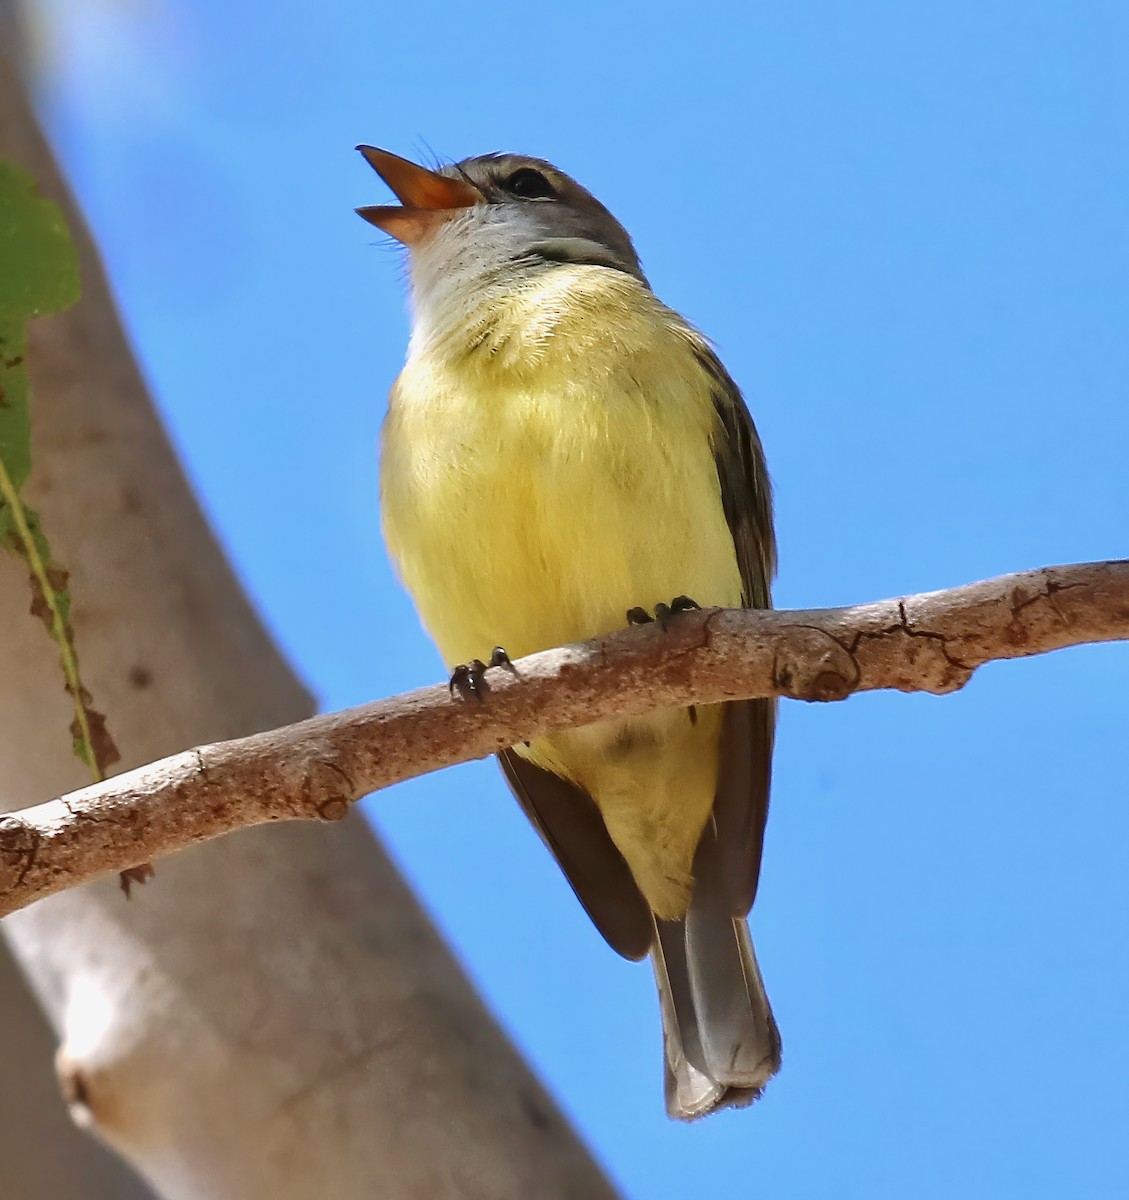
[773,626,859,702]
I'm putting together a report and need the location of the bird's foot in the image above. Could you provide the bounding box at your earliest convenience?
[448,646,514,701]
[626,595,700,632]
[626,598,701,726]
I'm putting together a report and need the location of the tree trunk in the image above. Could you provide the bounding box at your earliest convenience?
[0,942,156,1198]
[0,37,616,1200]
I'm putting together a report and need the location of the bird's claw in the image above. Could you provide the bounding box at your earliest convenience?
[448,646,515,701]
[626,595,700,632]
[449,659,488,699]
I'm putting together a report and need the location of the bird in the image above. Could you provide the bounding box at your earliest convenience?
[358,145,780,1119]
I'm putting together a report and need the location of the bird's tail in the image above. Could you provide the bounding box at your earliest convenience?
[651,888,781,1119]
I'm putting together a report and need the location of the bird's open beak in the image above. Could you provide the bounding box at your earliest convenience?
[356,146,481,245]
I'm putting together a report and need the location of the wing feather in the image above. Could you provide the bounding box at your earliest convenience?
[498,748,653,960]
[698,346,777,916]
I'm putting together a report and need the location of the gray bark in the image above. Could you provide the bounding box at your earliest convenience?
[0,942,155,1198]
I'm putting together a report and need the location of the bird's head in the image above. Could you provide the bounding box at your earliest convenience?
[356,146,646,293]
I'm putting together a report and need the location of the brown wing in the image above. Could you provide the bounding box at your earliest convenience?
[498,748,653,960]
[697,346,777,917]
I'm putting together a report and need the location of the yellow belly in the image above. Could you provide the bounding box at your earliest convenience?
[380,267,744,916]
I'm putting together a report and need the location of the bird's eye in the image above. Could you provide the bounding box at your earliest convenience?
[504,168,556,199]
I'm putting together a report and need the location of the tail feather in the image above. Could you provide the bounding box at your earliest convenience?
[653,920,725,1119]
[652,903,781,1120]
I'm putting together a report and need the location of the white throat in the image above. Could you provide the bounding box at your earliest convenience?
[405,206,550,358]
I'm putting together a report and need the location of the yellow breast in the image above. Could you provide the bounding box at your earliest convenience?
[380,266,744,916]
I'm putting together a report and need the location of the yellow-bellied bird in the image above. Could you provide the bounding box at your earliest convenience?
[358,146,780,1119]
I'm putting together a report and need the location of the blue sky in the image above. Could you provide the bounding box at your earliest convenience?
[31,2,1129,1195]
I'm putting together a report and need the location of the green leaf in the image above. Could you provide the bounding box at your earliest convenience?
[0,160,79,316]
[0,159,120,784]
[0,160,80,506]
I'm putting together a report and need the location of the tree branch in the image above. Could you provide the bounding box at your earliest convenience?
[3,559,1125,920]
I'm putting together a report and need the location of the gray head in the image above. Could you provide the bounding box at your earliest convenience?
[356,146,646,285]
